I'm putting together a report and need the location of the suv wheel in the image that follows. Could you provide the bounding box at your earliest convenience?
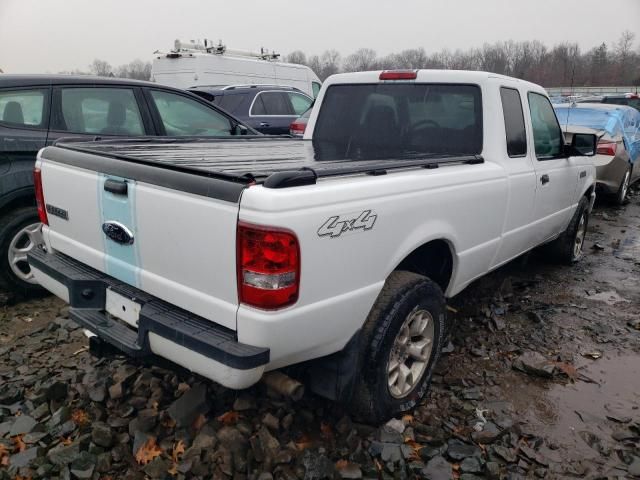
[0,207,45,295]
[350,271,445,422]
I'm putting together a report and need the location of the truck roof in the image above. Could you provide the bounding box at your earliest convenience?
[324,69,546,94]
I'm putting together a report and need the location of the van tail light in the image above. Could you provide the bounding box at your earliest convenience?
[237,222,300,309]
[596,140,617,156]
[33,167,48,225]
[289,120,306,137]
[379,70,418,80]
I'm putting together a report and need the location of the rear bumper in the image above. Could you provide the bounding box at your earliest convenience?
[27,248,269,389]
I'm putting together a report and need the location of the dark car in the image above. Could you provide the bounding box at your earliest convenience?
[576,93,640,111]
[188,85,313,135]
[0,74,257,294]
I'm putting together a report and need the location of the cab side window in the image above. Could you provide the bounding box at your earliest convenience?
[527,92,564,159]
[0,89,46,128]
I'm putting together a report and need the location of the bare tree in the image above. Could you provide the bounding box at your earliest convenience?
[89,59,113,77]
[343,48,378,72]
[286,51,307,65]
[116,59,152,81]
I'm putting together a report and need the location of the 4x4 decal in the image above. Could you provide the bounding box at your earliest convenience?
[317,210,377,238]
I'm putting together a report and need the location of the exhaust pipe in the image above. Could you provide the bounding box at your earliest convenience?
[262,371,304,401]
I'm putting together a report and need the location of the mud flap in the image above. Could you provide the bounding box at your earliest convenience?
[305,330,363,402]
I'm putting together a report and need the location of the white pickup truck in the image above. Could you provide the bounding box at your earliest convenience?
[29,70,597,421]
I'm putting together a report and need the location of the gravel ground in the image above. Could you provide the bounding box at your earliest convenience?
[0,187,639,480]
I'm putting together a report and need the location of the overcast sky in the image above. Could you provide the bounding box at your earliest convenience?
[1,0,638,73]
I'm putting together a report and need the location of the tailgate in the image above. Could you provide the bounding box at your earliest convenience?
[37,147,242,330]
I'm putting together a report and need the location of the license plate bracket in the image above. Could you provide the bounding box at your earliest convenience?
[105,289,141,327]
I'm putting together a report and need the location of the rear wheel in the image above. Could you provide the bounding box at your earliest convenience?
[615,166,631,206]
[350,271,445,422]
[0,207,45,295]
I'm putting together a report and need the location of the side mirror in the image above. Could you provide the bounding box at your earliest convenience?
[566,133,598,157]
[234,124,249,136]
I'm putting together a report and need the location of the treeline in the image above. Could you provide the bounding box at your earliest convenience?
[286,31,640,87]
[59,59,152,80]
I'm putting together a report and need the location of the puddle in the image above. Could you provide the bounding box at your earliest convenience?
[519,355,640,460]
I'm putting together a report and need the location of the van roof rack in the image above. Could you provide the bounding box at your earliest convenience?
[222,84,301,91]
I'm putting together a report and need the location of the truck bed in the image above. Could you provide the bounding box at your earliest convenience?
[51,137,484,190]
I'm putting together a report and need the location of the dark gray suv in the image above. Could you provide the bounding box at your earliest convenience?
[0,74,256,294]
[188,85,313,135]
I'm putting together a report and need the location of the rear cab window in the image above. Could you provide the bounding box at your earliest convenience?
[500,87,527,157]
[55,87,144,135]
[0,89,48,128]
[313,83,482,161]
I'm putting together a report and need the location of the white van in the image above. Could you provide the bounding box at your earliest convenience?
[152,40,322,98]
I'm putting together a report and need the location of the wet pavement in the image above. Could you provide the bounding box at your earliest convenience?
[0,187,639,479]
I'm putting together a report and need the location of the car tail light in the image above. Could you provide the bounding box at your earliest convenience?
[237,222,300,309]
[289,121,306,137]
[596,140,617,156]
[33,167,48,225]
[379,70,418,80]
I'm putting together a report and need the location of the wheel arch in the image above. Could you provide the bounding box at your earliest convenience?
[393,238,456,295]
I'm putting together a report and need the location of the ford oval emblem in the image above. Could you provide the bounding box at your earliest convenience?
[102,221,134,245]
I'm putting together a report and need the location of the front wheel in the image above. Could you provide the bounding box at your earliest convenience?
[0,207,45,295]
[350,271,445,423]
[545,196,589,265]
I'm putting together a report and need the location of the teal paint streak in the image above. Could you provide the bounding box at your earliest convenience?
[98,175,140,287]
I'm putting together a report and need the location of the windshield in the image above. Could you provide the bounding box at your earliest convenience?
[554,107,622,137]
[313,83,482,161]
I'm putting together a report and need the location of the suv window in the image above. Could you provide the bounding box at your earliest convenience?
[528,92,563,159]
[251,92,292,116]
[288,92,313,116]
[58,88,144,135]
[0,89,46,127]
[500,87,527,157]
[313,83,482,161]
[214,94,245,114]
[150,90,233,136]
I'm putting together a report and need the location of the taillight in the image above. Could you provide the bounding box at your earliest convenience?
[289,121,306,137]
[596,140,617,156]
[379,70,418,80]
[33,167,48,225]
[237,222,300,309]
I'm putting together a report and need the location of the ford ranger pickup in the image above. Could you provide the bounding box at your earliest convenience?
[28,70,597,421]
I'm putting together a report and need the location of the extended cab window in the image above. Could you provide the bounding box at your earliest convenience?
[0,89,46,128]
[313,83,482,161]
[528,92,563,159]
[500,87,527,157]
[150,90,233,136]
[57,88,144,135]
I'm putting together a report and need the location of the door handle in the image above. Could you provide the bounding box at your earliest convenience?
[104,179,128,195]
[540,174,550,185]
[259,122,270,127]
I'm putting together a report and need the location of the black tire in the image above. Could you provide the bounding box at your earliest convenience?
[545,196,589,265]
[350,271,446,423]
[614,166,631,206]
[0,207,45,295]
